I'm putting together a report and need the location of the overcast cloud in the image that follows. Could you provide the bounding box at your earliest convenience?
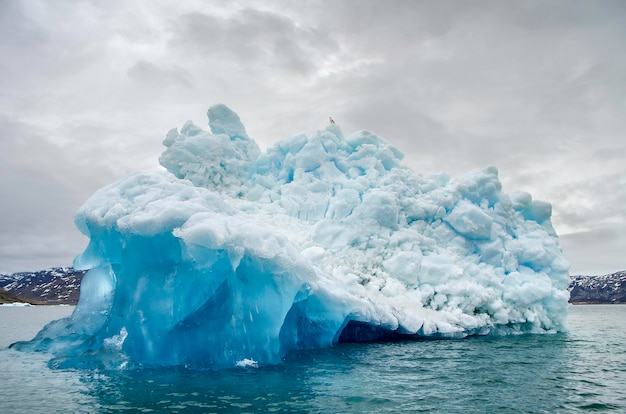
[1,0,624,275]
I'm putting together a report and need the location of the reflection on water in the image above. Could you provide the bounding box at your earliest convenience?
[1,305,625,413]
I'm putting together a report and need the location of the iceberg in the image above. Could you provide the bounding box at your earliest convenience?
[12,104,570,369]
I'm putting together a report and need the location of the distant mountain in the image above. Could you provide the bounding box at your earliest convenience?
[1,266,625,305]
[0,267,85,305]
[569,270,626,304]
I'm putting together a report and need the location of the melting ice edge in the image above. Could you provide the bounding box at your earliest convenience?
[12,104,570,369]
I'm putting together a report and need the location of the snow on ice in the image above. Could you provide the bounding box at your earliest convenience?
[12,104,570,369]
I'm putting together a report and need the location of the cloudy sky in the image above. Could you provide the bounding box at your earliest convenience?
[1,0,624,275]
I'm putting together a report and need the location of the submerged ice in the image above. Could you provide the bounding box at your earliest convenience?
[13,104,570,369]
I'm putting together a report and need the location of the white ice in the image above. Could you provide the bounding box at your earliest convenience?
[12,104,570,369]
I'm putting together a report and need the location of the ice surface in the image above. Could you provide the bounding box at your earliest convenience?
[12,104,570,369]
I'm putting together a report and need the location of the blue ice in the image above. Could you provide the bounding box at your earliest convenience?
[12,104,570,369]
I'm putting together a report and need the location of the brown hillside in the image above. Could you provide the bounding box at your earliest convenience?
[0,288,38,304]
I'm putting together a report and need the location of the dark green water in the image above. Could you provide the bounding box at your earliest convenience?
[1,304,625,413]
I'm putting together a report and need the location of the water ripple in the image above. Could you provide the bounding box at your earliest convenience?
[1,304,625,412]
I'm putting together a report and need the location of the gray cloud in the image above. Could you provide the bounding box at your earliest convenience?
[0,0,624,275]
[0,116,88,272]
[170,8,338,76]
[552,173,626,228]
[593,147,626,162]
[559,223,626,276]
[127,61,193,88]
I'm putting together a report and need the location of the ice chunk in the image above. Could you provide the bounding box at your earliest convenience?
[235,358,259,368]
[12,104,571,370]
[159,104,260,195]
[523,200,552,223]
[207,103,249,140]
[510,191,532,211]
[383,251,422,285]
[444,202,493,240]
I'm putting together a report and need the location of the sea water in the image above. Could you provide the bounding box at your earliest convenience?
[0,304,624,413]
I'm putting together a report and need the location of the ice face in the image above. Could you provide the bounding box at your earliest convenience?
[11,104,570,369]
